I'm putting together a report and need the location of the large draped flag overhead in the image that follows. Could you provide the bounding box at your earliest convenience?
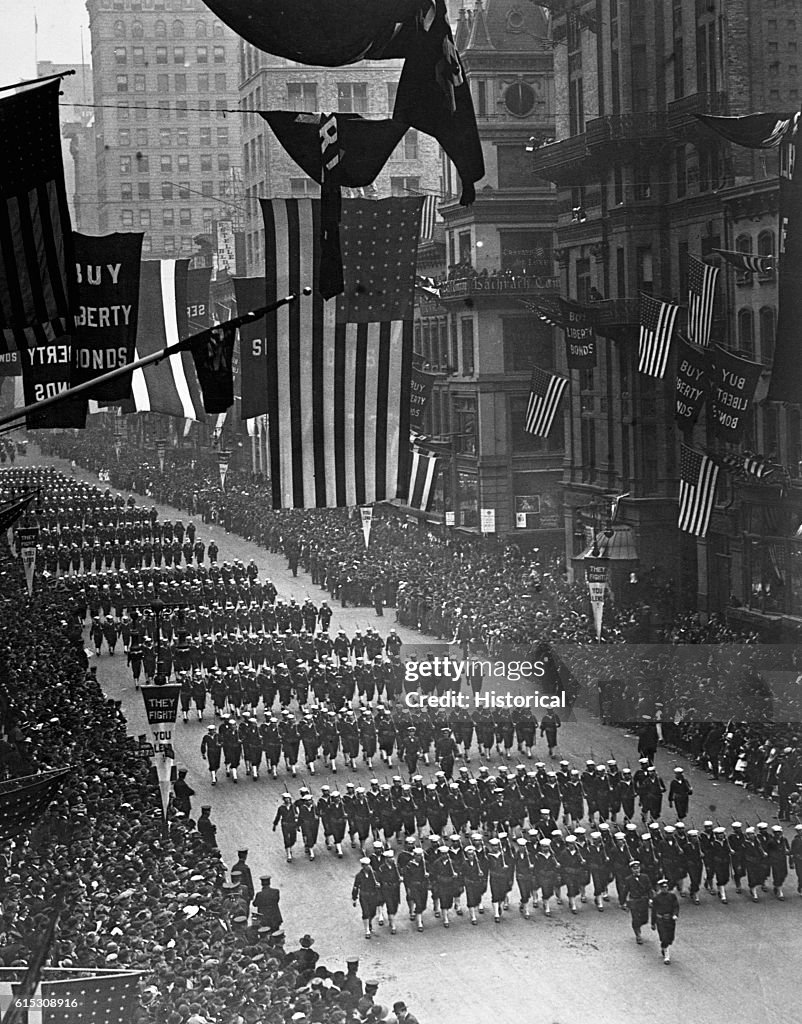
[768,106,802,404]
[234,276,269,419]
[71,231,143,401]
[125,260,205,419]
[0,81,74,334]
[0,768,70,843]
[0,968,141,1024]
[201,0,484,203]
[262,112,408,298]
[261,197,420,508]
[694,110,798,148]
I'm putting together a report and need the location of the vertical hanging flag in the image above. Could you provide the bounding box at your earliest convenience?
[71,231,143,400]
[524,366,568,437]
[767,106,802,404]
[190,318,235,414]
[678,444,720,537]
[14,319,87,428]
[673,336,708,430]
[0,81,74,333]
[156,438,167,474]
[560,298,596,368]
[586,560,609,640]
[638,293,679,379]
[686,256,718,348]
[234,277,268,419]
[127,260,205,419]
[708,345,763,443]
[419,194,441,241]
[359,505,373,547]
[218,450,230,491]
[141,683,180,820]
[409,364,437,435]
[261,197,420,508]
[407,446,441,512]
[16,524,39,596]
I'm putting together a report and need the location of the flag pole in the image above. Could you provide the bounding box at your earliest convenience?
[0,291,309,432]
[0,69,76,95]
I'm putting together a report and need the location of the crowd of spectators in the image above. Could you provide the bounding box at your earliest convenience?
[37,426,802,822]
[0,541,417,1023]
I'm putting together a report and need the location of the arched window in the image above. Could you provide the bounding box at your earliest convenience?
[212,19,224,36]
[114,20,126,37]
[196,20,207,37]
[131,20,143,39]
[735,233,751,255]
[737,307,754,358]
[155,20,167,38]
[757,229,776,278]
[759,305,776,364]
[173,19,185,37]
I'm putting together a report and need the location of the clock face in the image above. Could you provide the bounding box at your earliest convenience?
[504,81,536,117]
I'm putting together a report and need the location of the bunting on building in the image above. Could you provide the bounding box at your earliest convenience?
[712,248,775,275]
[694,110,798,148]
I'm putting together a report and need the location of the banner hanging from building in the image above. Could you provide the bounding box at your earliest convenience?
[156,438,167,474]
[586,561,609,640]
[673,335,708,430]
[218,450,230,491]
[234,276,269,419]
[17,525,39,596]
[359,505,373,547]
[560,298,596,369]
[708,345,763,443]
[409,365,437,434]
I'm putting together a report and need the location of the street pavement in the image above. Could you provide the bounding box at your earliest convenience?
[24,445,797,1024]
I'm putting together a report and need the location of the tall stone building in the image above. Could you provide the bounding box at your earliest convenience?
[238,45,443,277]
[86,0,243,263]
[529,0,802,620]
[413,0,560,543]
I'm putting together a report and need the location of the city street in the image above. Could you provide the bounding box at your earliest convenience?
[30,446,796,1024]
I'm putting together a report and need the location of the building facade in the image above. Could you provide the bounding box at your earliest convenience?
[238,44,443,278]
[414,0,560,544]
[530,0,802,619]
[86,0,243,263]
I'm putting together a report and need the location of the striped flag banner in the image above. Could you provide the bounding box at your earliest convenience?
[712,249,774,275]
[0,81,74,333]
[678,444,719,537]
[407,446,440,512]
[687,255,718,348]
[127,260,205,420]
[525,366,568,438]
[419,194,440,241]
[261,197,420,508]
[638,293,679,379]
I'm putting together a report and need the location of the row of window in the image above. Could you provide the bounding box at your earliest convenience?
[120,207,201,227]
[117,126,229,147]
[419,393,562,456]
[113,19,224,39]
[117,181,229,200]
[118,226,196,257]
[116,72,228,92]
[114,44,226,64]
[115,99,228,119]
[414,316,554,376]
[737,306,776,364]
[241,82,399,128]
[118,152,230,174]
[107,0,199,11]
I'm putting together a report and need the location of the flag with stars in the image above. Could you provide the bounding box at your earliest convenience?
[0,769,70,844]
[678,444,719,538]
[686,256,718,348]
[0,81,74,334]
[525,366,568,438]
[712,248,775,275]
[0,968,141,1024]
[261,197,421,508]
[638,293,679,379]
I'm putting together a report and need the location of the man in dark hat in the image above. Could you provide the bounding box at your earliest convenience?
[651,878,679,964]
[230,849,254,902]
[196,806,217,847]
[172,768,195,817]
[342,958,363,997]
[253,876,282,933]
[288,934,319,980]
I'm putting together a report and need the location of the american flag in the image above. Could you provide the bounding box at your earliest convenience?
[407,446,440,512]
[0,969,141,1024]
[525,366,568,438]
[0,768,69,844]
[126,261,205,420]
[638,293,679,379]
[419,194,441,241]
[261,197,420,508]
[686,256,718,348]
[0,81,73,333]
[712,248,775,275]
[678,444,719,537]
[520,296,564,328]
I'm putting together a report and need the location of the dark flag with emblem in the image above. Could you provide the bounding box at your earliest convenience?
[525,366,568,438]
[0,968,141,1024]
[261,197,420,508]
[0,81,74,334]
[0,492,36,533]
[234,277,268,419]
[686,255,718,348]
[71,232,143,401]
[202,0,484,204]
[0,768,70,844]
[638,293,679,379]
[262,112,407,298]
[678,445,719,538]
[407,445,440,512]
[190,319,235,414]
[694,110,797,148]
[712,248,775,275]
